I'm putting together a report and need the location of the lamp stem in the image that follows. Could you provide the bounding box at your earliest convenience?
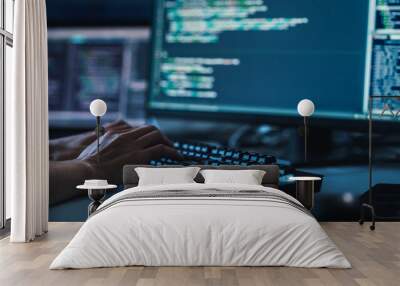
[368,97,373,204]
[96,116,100,165]
[304,116,308,163]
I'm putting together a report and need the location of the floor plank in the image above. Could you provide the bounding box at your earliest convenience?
[0,222,399,286]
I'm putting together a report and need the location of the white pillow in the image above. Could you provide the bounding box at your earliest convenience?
[200,169,266,185]
[135,167,201,186]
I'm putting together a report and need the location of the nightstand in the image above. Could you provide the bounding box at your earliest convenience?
[77,180,117,216]
[288,176,321,210]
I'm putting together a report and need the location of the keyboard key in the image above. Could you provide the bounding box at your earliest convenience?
[250,154,259,161]
[232,152,240,159]
[209,156,222,162]
[258,157,266,164]
[242,153,250,161]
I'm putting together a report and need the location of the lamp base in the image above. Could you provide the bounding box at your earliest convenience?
[359,203,376,231]
[87,189,106,216]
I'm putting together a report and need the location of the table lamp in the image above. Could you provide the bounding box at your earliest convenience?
[90,99,107,164]
[297,99,315,163]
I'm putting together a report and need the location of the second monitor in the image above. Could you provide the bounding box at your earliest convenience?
[48,28,150,128]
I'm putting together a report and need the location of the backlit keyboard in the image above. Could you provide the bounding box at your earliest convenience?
[149,141,276,166]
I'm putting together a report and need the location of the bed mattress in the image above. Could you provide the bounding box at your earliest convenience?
[50,183,350,269]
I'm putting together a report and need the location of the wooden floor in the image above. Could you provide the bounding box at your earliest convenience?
[0,222,399,286]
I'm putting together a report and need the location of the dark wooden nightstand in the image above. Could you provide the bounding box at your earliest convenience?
[289,177,321,210]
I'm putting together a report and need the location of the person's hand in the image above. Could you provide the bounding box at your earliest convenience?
[49,120,136,161]
[103,120,135,134]
[78,125,182,184]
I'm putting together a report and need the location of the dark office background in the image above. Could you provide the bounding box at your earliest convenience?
[46,0,400,222]
[47,0,153,27]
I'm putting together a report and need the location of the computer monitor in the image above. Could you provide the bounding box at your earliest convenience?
[147,0,400,128]
[48,28,149,128]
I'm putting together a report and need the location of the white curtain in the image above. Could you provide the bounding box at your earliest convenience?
[8,0,49,242]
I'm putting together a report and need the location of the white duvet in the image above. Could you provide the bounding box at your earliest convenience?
[50,183,351,269]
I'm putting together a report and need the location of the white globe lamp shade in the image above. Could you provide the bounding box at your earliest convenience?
[90,99,107,117]
[297,99,315,117]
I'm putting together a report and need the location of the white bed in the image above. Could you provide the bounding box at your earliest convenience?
[50,182,350,269]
